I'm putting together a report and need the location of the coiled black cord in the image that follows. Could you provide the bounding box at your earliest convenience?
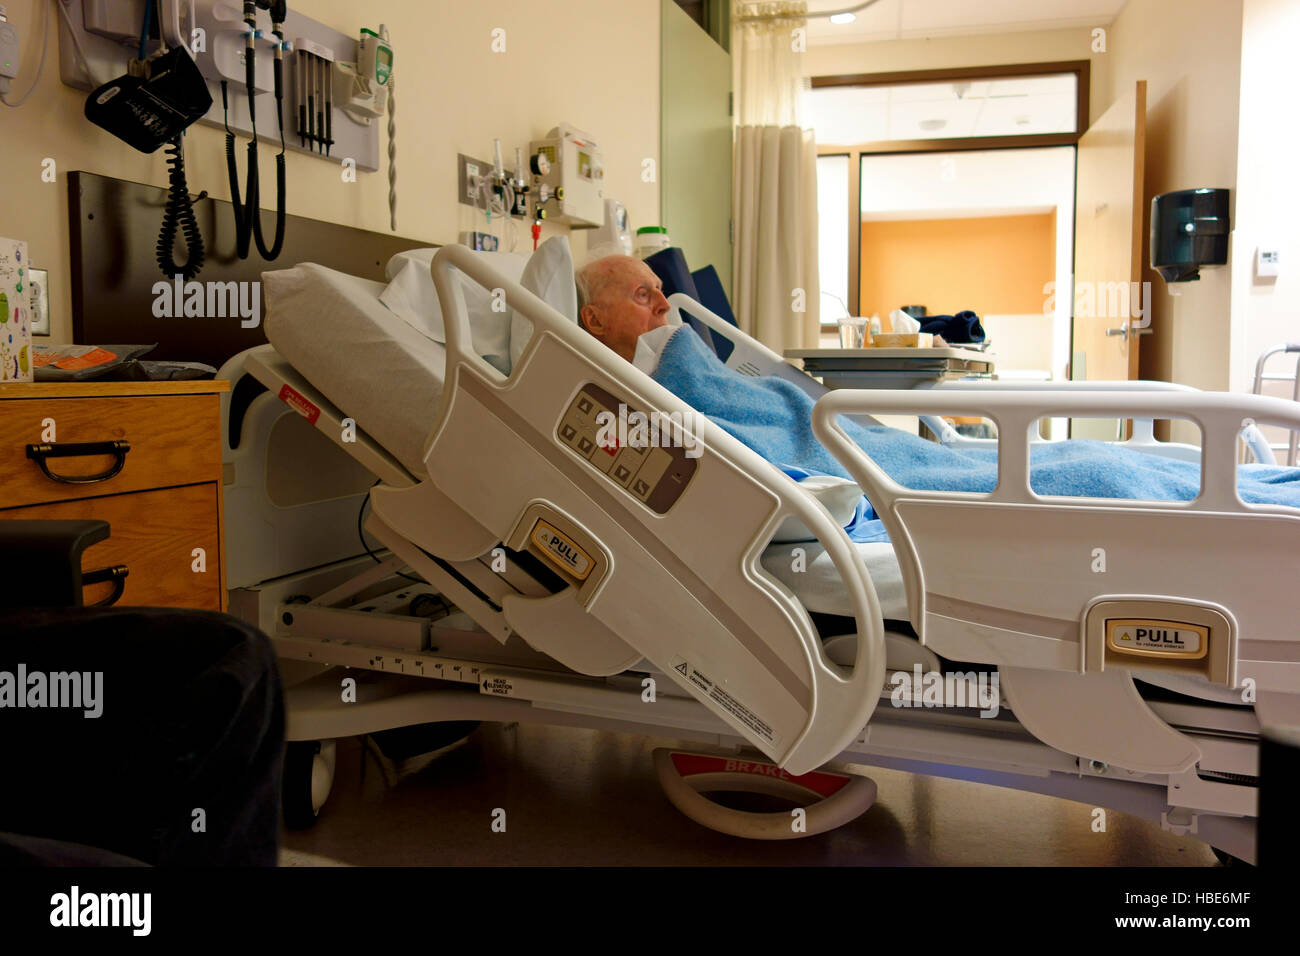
[156,133,205,282]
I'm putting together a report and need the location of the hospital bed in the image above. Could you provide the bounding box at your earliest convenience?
[218,244,1300,862]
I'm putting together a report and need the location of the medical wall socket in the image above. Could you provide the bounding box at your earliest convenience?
[460,231,499,252]
[56,0,382,170]
[458,153,528,219]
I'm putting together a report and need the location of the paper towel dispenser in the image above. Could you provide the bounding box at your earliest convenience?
[1150,188,1230,282]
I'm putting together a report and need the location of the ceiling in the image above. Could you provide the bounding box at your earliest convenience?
[803,0,1128,44]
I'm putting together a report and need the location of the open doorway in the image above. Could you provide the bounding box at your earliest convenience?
[857,147,1075,383]
[808,62,1089,439]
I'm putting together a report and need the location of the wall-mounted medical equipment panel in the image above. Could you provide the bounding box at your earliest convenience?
[57,0,383,171]
[530,124,605,228]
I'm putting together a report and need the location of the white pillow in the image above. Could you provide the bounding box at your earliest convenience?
[379,247,529,374]
[509,236,578,370]
[772,475,864,543]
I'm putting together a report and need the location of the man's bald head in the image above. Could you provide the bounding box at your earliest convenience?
[575,255,670,362]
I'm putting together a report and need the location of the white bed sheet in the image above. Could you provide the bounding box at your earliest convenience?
[261,262,911,621]
[761,540,908,621]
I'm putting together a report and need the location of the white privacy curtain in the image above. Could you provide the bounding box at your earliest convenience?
[732,1,820,352]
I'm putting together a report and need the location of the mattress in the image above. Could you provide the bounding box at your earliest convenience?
[260,263,911,621]
[263,263,448,475]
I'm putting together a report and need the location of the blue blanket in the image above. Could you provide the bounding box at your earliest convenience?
[649,325,1300,543]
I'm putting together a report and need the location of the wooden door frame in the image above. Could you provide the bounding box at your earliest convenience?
[812,61,1090,319]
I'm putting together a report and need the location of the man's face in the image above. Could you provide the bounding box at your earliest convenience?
[580,258,670,362]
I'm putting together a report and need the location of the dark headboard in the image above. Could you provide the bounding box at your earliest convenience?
[68,171,434,369]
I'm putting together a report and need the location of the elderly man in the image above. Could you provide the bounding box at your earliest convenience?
[575,255,672,362]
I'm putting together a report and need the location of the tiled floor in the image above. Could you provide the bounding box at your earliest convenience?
[281,722,1219,866]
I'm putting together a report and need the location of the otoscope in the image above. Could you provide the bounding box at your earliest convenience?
[224,0,288,261]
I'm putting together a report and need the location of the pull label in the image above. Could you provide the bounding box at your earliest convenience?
[530,519,592,580]
[1106,619,1208,659]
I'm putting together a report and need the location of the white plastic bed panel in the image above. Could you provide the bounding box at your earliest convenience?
[895,499,1296,685]
[426,336,859,769]
[422,245,888,775]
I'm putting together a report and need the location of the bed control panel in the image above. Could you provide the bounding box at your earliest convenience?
[556,383,698,514]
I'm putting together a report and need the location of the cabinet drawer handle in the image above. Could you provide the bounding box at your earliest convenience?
[82,564,129,607]
[25,441,131,484]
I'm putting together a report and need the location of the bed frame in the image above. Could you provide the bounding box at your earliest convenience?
[218,245,1300,862]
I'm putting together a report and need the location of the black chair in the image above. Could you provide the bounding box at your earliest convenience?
[0,520,285,866]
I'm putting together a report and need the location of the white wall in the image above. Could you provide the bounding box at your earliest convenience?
[0,0,661,343]
[1230,0,1300,409]
[1101,0,1243,393]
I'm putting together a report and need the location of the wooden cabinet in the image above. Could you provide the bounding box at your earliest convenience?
[0,381,229,611]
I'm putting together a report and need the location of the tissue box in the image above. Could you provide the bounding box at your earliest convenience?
[870,332,933,349]
[0,237,33,383]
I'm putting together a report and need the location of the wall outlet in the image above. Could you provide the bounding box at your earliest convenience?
[458,153,488,205]
[460,231,498,252]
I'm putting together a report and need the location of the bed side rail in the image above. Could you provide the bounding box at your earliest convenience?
[919,379,1275,464]
[812,388,1300,693]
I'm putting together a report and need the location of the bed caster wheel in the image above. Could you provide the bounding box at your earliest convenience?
[282,739,337,830]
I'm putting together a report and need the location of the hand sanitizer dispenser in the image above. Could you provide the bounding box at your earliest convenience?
[1151,188,1230,282]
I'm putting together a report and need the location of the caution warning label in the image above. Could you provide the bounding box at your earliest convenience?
[668,657,778,746]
